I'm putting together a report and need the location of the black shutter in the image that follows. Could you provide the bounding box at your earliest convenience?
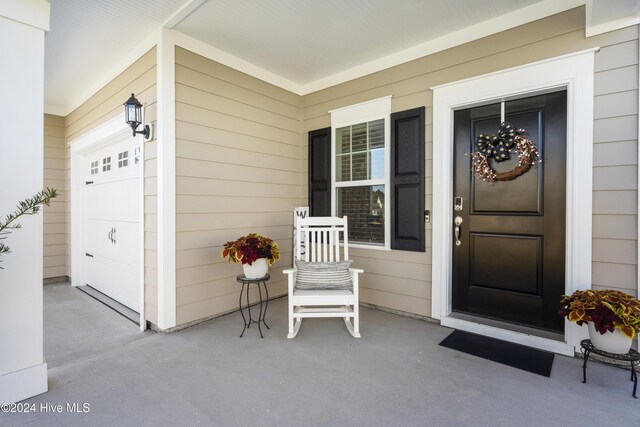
[390,107,425,251]
[308,127,332,216]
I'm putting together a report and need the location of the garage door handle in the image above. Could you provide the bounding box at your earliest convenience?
[108,227,116,244]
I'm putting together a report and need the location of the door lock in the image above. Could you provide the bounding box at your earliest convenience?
[454,197,463,211]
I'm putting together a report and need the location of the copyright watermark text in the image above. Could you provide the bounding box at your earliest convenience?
[1,402,90,414]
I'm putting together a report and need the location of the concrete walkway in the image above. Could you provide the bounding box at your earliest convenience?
[1,283,638,426]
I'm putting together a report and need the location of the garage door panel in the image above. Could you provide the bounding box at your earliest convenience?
[86,219,115,258]
[112,221,140,260]
[83,137,140,312]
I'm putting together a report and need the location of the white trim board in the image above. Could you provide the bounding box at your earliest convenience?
[138,105,148,332]
[431,48,597,354]
[585,0,640,37]
[0,0,50,32]
[0,362,47,403]
[441,318,574,356]
[156,28,177,329]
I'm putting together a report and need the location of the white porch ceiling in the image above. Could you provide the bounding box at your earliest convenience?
[172,0,543,85]
[44,0,636,116]
[589,0,639,25]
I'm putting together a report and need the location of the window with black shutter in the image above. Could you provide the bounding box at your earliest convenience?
[308,102,425,252]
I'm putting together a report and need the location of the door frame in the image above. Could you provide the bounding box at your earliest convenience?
[69,114,146,330]
[431,48,598,355]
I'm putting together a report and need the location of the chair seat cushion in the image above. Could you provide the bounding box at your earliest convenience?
[294,260,353,290]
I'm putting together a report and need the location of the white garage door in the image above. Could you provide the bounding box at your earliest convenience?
[83,136,140,311]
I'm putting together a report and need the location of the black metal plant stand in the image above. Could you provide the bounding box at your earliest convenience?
[580,339,640,398]
[236,274,270,338]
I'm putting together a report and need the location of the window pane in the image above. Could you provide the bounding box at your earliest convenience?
[336,119,385,181]
[369,148,384,180]
[351,123,367,152]
[337,185,385,246]
[369,119,384,149]
[336,126,350,155]
[351,152,367,181]
[336,154,350,182]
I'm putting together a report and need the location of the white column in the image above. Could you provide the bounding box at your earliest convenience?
[156,28,177,329]
[0,0,50,403]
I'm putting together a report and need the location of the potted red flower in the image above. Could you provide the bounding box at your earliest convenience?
[221,233,280,279]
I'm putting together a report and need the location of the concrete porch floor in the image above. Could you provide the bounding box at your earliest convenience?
[1,283,638,426]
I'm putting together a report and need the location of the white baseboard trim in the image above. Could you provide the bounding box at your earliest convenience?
[0,362,48,403]
[441,317,575,356]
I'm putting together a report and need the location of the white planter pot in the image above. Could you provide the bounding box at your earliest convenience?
[587,322,632,354]
[242,258,269,279]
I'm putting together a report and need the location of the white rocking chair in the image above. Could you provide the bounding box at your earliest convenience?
[284,216,363,338]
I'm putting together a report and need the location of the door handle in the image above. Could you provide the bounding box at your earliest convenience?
[454,216,463,247]
[107,227,116,244]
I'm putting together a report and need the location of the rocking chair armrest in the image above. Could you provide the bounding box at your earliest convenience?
[349,268,364,275]
[284,268,297,294]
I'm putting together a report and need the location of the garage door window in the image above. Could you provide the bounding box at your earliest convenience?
[118,151,129,168]
[90,160,99,175]
[102,156,111,172]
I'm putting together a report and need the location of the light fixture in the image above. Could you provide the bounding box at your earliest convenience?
[124,93,151,139]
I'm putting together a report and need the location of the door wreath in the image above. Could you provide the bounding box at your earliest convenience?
[470,122,541,182]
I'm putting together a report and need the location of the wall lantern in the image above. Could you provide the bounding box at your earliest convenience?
[124,93,151,139]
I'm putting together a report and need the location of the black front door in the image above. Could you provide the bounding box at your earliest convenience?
[452,91,566,333]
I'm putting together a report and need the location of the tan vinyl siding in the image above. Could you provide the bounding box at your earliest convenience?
[65,47,158,324]
[43,113,67,279]
[301,8,639,317]
[592,27,639,296]
[174,47,301,325]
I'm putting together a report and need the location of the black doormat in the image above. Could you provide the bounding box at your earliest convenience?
[439,330,555,377]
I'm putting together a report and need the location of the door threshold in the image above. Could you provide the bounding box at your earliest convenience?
[77,285,139,325]
[450,312,564,341]
[441,314,574,356]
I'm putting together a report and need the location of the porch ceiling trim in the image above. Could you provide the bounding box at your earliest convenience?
[300,0,584,95]
[49,0,586,116]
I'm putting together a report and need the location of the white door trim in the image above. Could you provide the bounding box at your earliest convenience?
[431,48,598,355]
[69,114,146,330]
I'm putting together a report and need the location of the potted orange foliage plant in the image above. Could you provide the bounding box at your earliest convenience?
[559,289,640,354]
[221,233,280,279]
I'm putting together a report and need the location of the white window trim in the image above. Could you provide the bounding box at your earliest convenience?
[431,48,597,355]
[330,96,392,250]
